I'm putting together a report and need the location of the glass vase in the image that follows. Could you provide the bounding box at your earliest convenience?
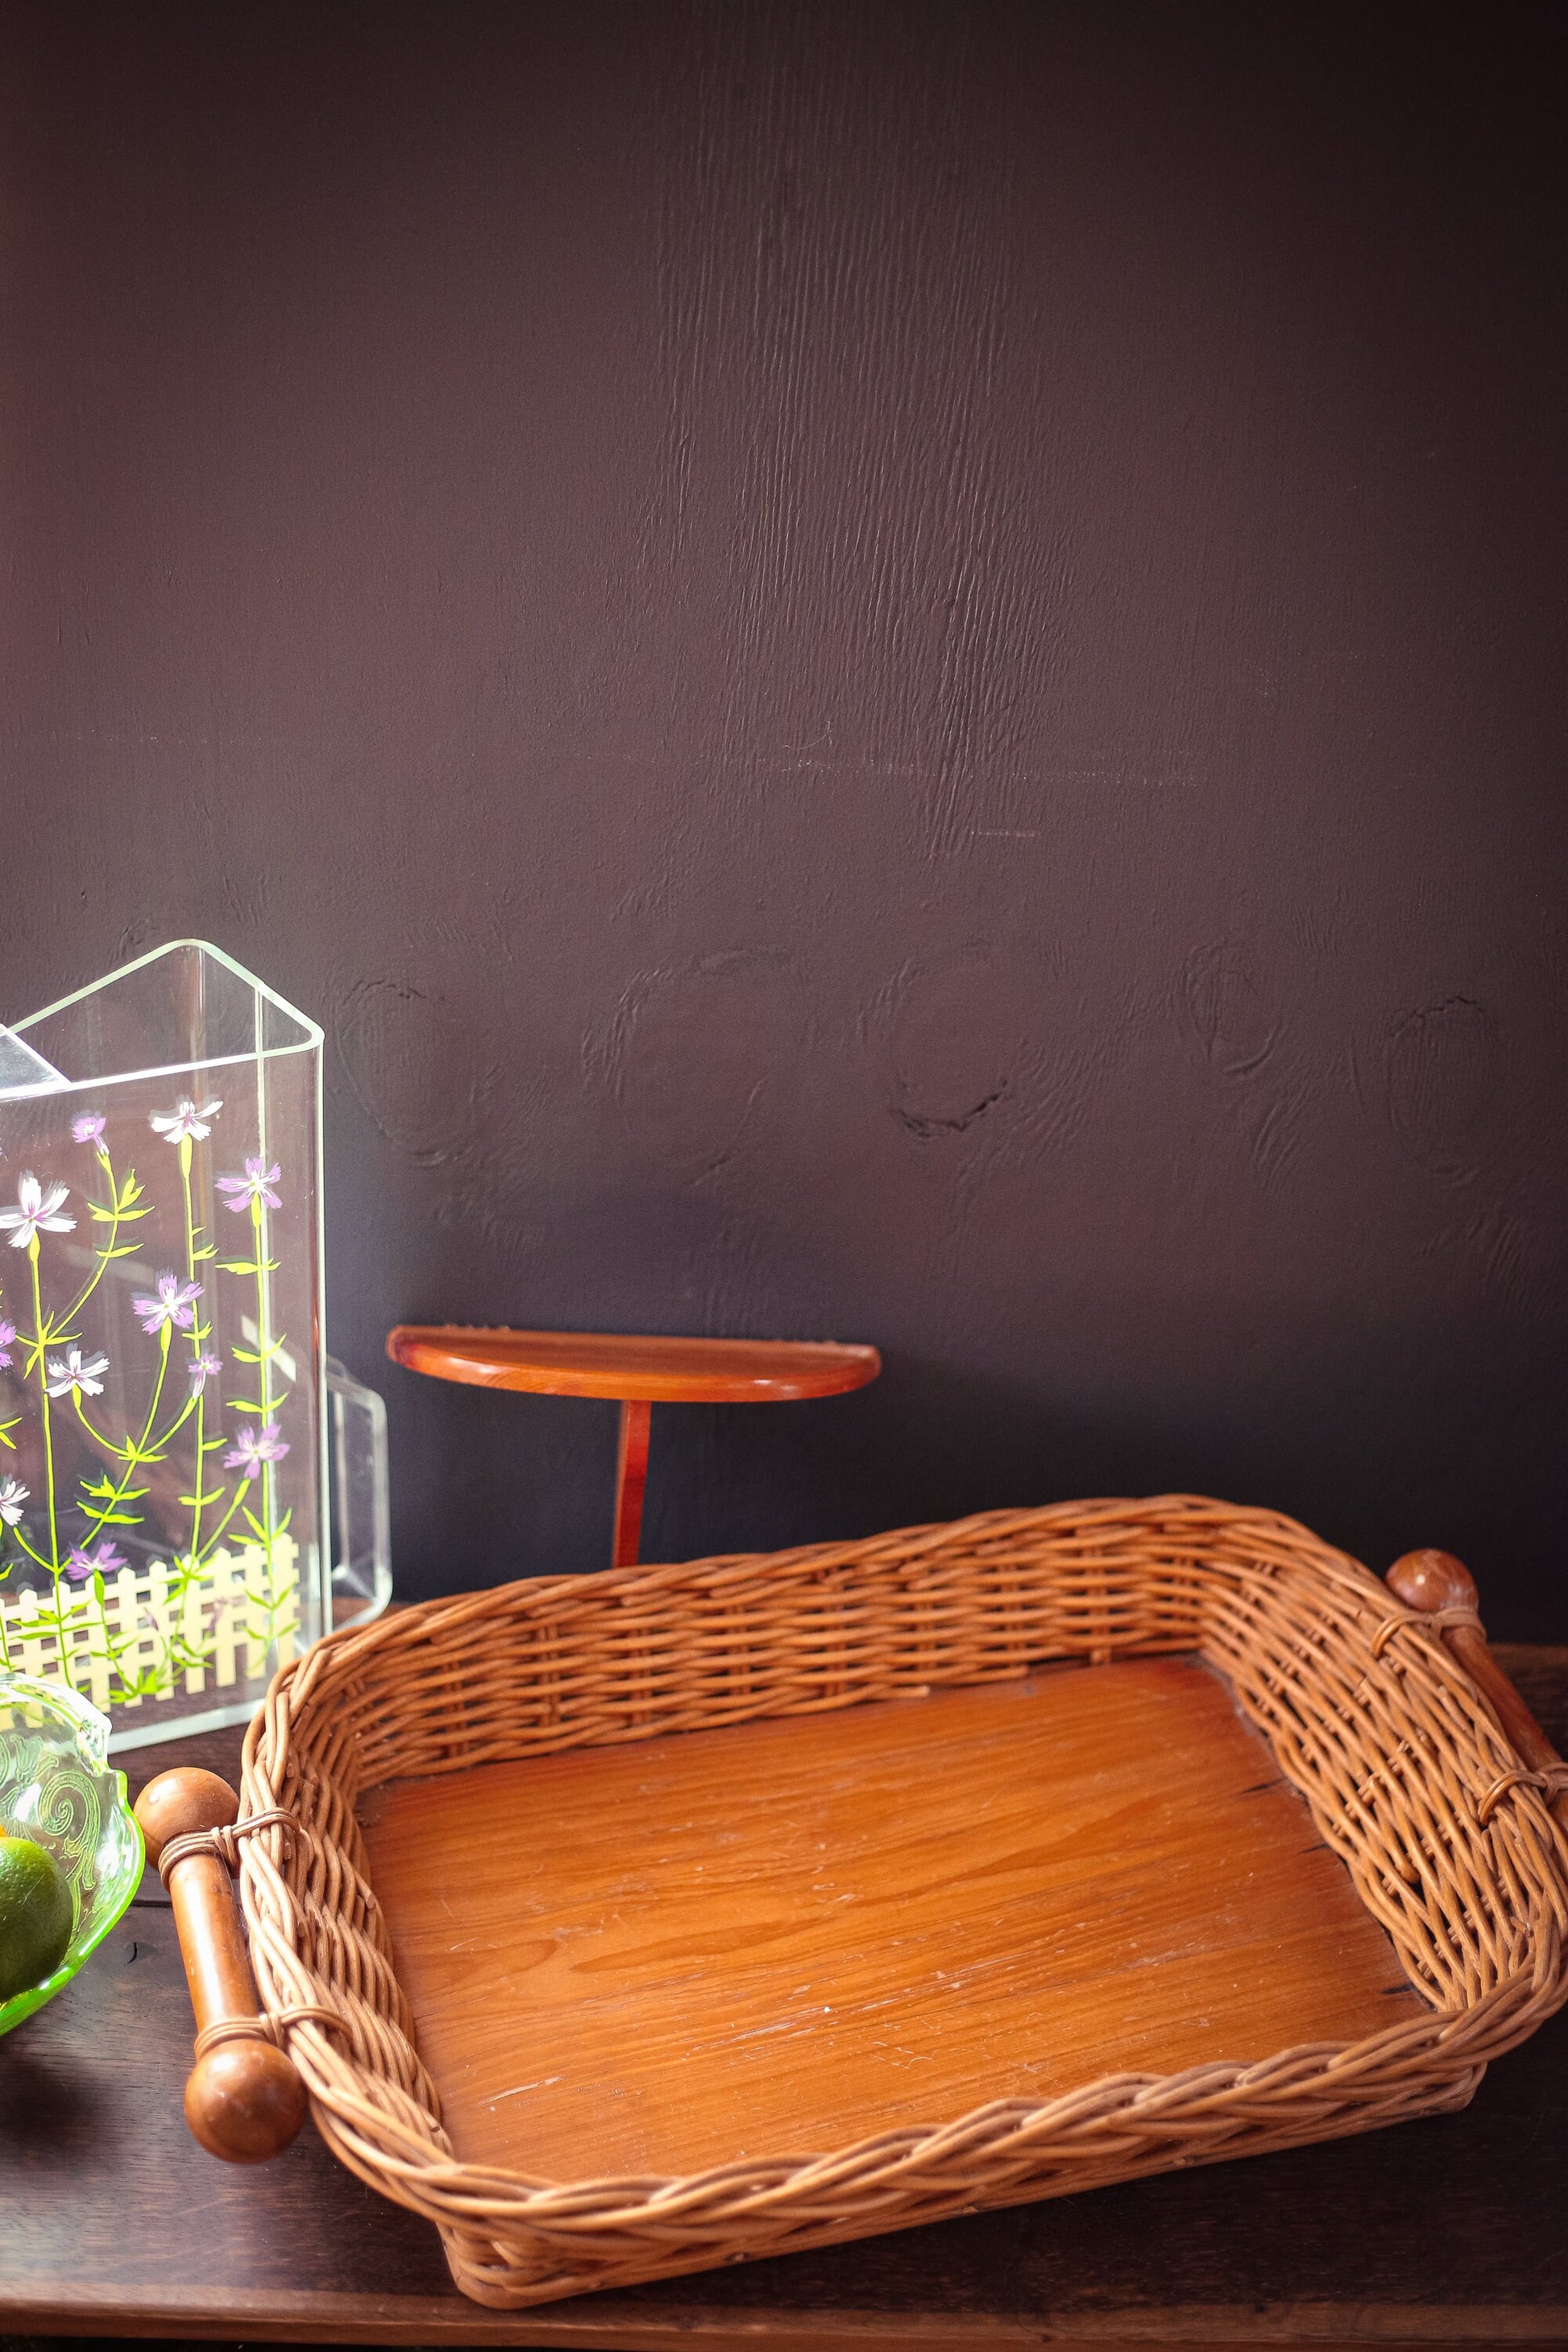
[0,1672,143,2034]
[0,940,380,1750]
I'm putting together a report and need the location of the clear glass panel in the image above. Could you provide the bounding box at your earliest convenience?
[0,941,331,1749]
[326,1355,392,1629]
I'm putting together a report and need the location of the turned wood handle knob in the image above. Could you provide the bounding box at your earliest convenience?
[1386,1547,1479,1616]
[1385,1549,1565,1795]
[134,1768,307,2163]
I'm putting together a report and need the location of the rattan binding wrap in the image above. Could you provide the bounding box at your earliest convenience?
[237,1495,1568,2308]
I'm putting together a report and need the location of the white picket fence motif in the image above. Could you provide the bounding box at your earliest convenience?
[0,1537,299,1713]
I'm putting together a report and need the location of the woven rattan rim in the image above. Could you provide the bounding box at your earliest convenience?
[238,1495,1568,2308]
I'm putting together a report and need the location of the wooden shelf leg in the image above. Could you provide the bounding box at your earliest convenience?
[612,1397,652,1569]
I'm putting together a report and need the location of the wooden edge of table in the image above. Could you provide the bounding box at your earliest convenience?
[384,1325,882,1404]
[10,2288,1568,2347]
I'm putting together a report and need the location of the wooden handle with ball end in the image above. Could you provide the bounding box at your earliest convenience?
[133,1767,307,2163]
[1386,1548,1568,1830]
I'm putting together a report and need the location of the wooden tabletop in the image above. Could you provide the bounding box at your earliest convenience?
[385,1325,882,1404]
[2,1648,1567,2349]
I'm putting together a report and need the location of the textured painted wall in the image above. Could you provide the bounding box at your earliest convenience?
[2,3,1565,1629]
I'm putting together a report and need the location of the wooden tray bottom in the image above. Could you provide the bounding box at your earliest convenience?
[359,1657,1424,2180]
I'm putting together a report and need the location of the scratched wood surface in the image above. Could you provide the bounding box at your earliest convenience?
[359,1657,1420,2180]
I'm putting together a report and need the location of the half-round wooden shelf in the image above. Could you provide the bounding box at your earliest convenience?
[384,1324,881,1568]
[384,1326,881,1405]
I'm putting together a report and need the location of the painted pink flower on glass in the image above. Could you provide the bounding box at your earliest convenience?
[223,1421,288,1480]
[0,1317,15,1369]
[71,1112,108,1151]
[131,1271,203,1336]
[217,1158,282,1213]
[188,1349,222,1396]
[64,1537,127,1584]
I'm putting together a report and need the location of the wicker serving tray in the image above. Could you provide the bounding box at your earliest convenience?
[236,1496,1568,2308]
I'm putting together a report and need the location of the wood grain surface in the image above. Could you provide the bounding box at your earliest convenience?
[1,1653,1566,2346]
[384,1326,882,1404]
[359,1657,1419,2180]
[133,1766,309,2163]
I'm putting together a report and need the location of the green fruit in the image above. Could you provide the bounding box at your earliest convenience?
[0,1831,75,2002]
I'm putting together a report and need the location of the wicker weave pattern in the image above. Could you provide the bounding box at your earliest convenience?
[238,1496,1568,2307]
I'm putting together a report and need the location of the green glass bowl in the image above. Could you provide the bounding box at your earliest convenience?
[0,1672,144,2035]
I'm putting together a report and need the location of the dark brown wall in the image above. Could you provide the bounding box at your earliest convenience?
[3,3,1565,1630]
